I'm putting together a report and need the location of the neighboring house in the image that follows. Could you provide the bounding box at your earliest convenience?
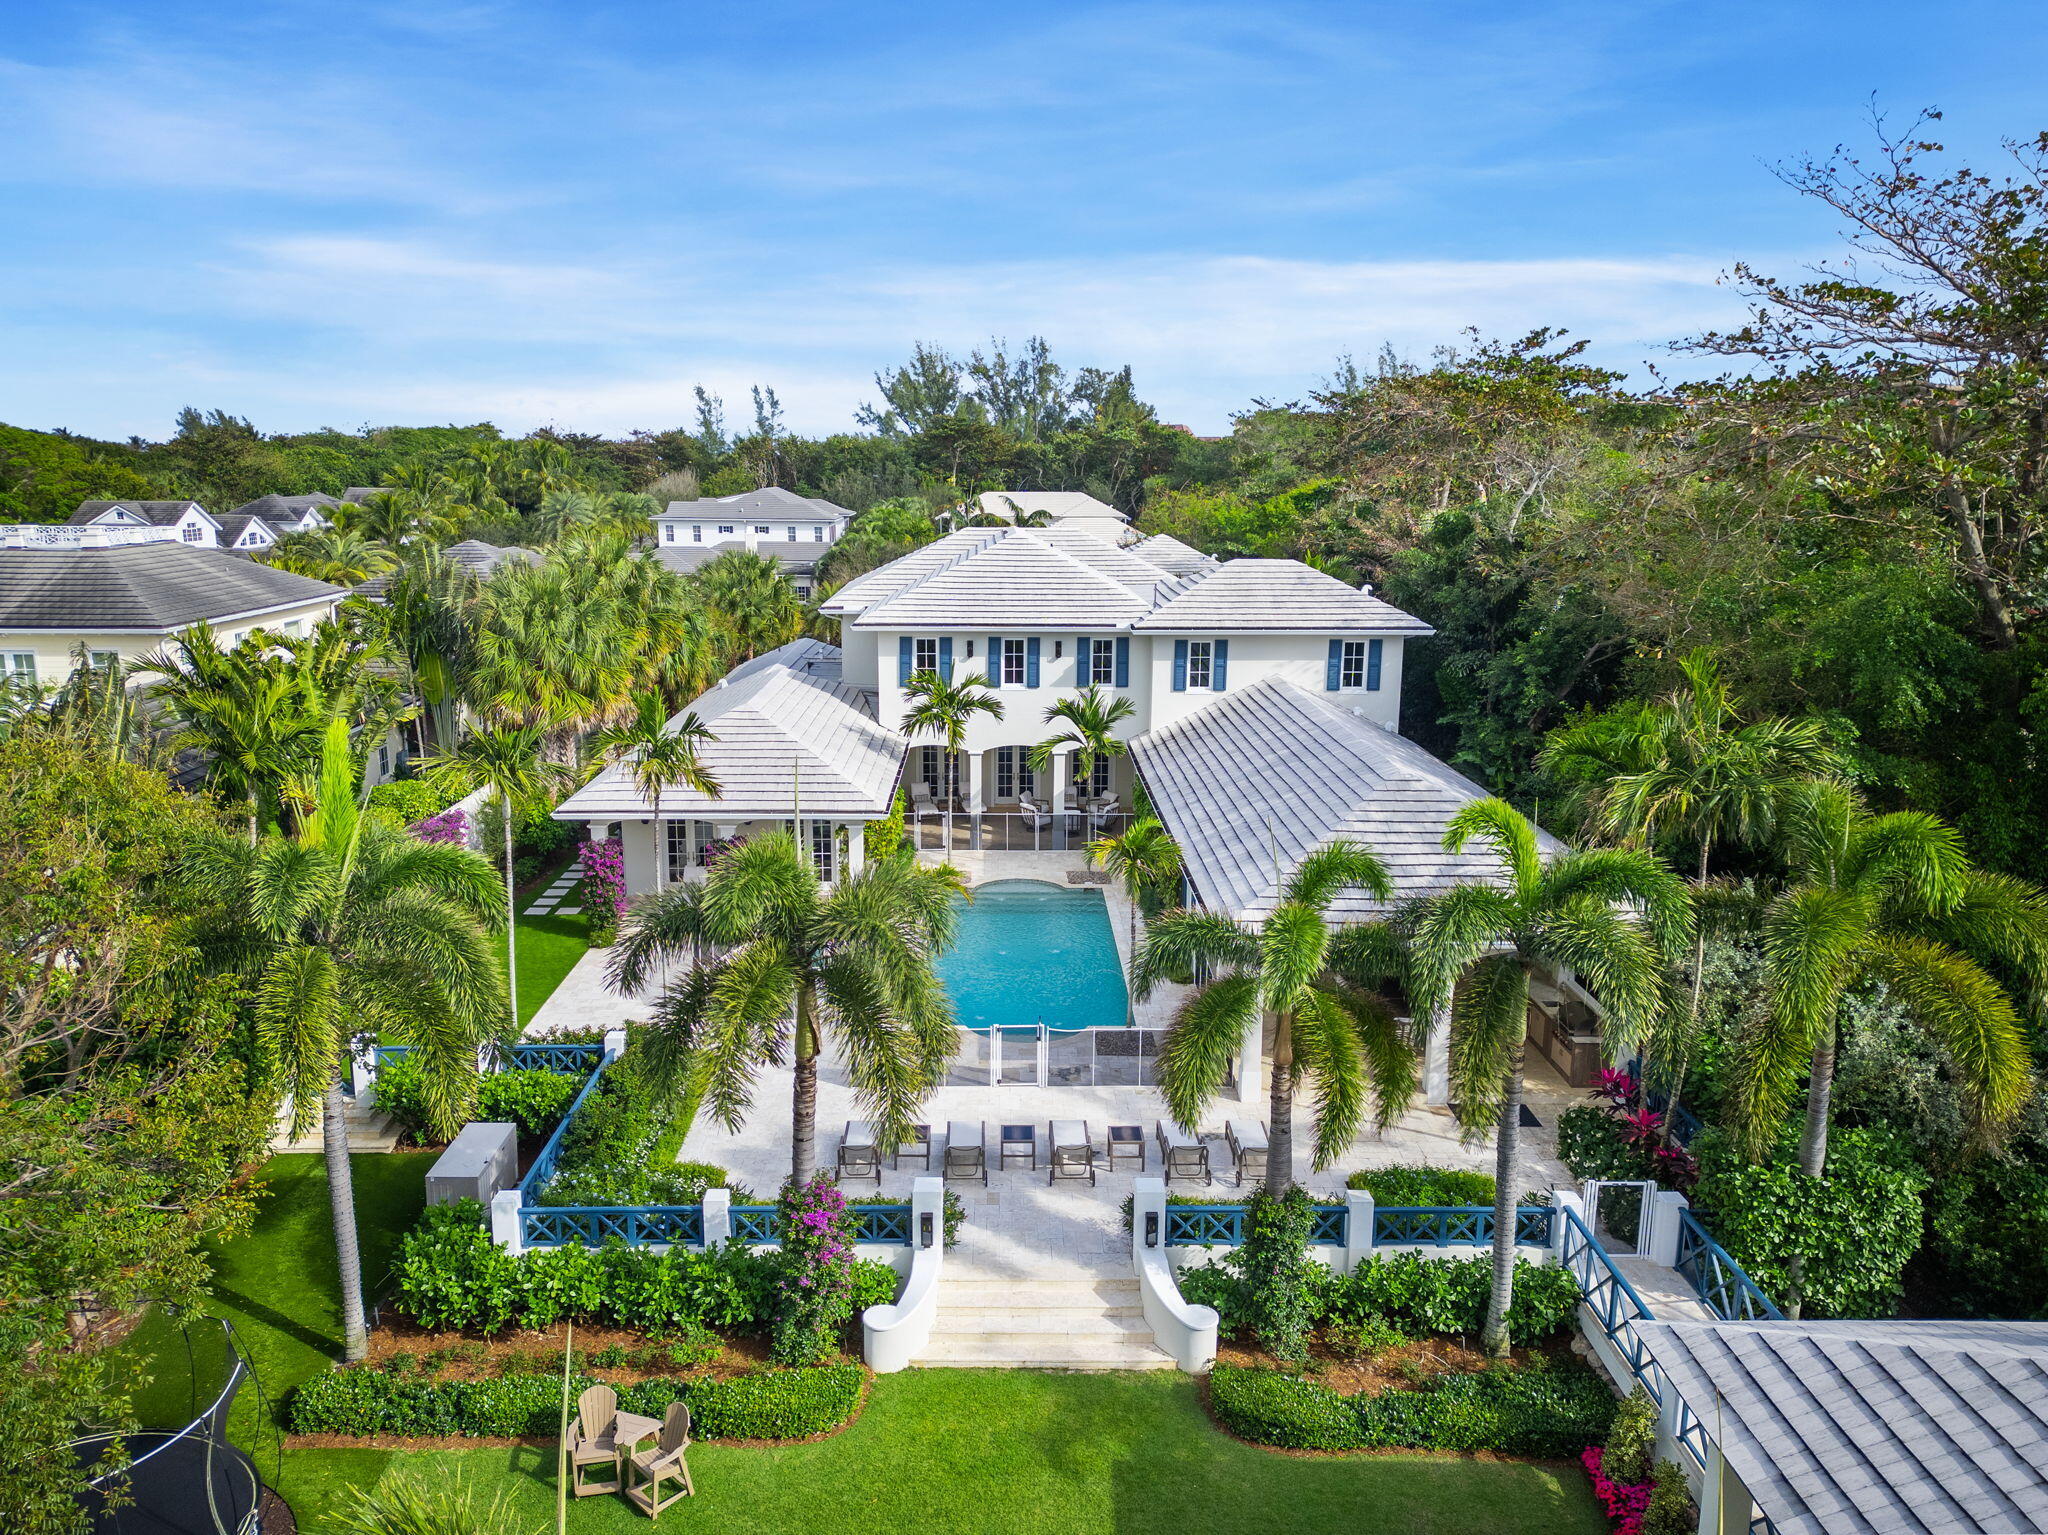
[214,512,282,553]
[0,524,347,686]
[976,490,1133,542]
[229,492,342,534]
[1635,1318,2048,1535]
[351,538,539,601]
[68,499,221,548]
[341,486,391,504]
[652,487,849,599]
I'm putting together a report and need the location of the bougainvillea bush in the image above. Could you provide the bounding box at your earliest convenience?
[410,806,471,846]
[579,836,627,945]
[773,1174,860,1365]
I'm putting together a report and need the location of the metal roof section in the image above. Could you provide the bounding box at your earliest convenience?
[1130,675,1557,923]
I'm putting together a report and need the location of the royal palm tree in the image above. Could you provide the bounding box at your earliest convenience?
[585,691,722,885]
[899,668,1003,806]
[1133,842,1419,1196]
[1405,799,1690,1355]
[608,833,965,1183]
[182,720,504,1360]
[1087,815,1183,954]
[1736,782,2048,1182]
[422,721,576,1031]
[1541,650,1841,1129]
[1029,686,1135,805]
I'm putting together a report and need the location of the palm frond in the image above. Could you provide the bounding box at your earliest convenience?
[1531,896,1670,1053]
[1445,956,1527,1139]
[607,881,713,994]
[1405,885,1517,1019]
[1442,797,1541,896]
[257,946,341,1137]
[1257,901,1331,1016]
[1131,911,1259,998]
[1157,972,1259,1132]
[1538,847,1694,962]
[1866,935,2033,1141]
[1291,988,1370,1168]
[1282,839,1392,912]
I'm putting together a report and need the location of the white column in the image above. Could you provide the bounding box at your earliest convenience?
[1344,1187,1375,1274]
[1646,1187,1688,1266]
[602,1027,627,1064]
[843,822,866,879]
[702,1187,732,1247]
[1237,1012,1263,1104]
[964,750,984,814]
[1423,1005,1452,1107]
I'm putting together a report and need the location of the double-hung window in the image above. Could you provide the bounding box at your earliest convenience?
[1184,640,1214,691]
[663,524,677,543]
[1089,639,1115,685]
[1001,638,1027,686]
[913,637,939,675]
[813,525,826,541]
[753,524,771,535]
[717,523,734,536]
[810,820,835,881]
[88,650,117,671]
[692,524,703,542]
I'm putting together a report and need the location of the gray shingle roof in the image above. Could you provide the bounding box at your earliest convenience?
[352,540,537,600]
[341,487,390,503]
[230,493,341,520]
[1131,533,1218,576]
[0,542,345,631]
[1636,1319,2048,1535]
[659,486,850,523]
[652,544,817,578]
[555,657,903,819]
[1129,676,1560,922]
[213,513,277,547]
[68,500,214,529]
[1135,559,1435,634]
[852,531,1155,629]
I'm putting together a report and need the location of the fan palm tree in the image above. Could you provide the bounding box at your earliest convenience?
[1029,686,1135,804]
[1087,815,1183,954]
[1405,799,1690,1355]
[899,668,1003,805]
[1132,842,1419,1197]
[607,833,965,1183]
[1540,650,1842,1130]
[1735,782,2048,1182]
[422,721,576,1031]
[181,719,504,1360]
[690,549,804,663]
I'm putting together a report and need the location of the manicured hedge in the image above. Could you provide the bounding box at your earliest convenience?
[1345,1165,1501,1207]
[1180,1252,1581,1347]
[1208,1362,1615,1457]
[374,1059,582,1144]
[287,1364,864,1440]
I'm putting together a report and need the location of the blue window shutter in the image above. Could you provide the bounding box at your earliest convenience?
[1172,639,1188,692]
[1212,639,1229,692]
[1026,636,1041,688]
[1078,637,1093,684]
[1326,639,1343,690]
[1367,638,1383,690]
[938,636,953,682]
[898,636,913,685]
[989,637,1002,686]
[1114,636,1130,688]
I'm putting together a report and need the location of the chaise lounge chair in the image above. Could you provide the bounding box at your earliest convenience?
[837,1121,882,1186]
[1226,1119,1268,1187]
[944,1120,987,1185]
[1049,1119,1096,1186]
[1155,1121,1211,1186]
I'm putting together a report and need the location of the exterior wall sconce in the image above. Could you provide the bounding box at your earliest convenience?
[1144,1211,1159,1249]
[920,1211,935,1249]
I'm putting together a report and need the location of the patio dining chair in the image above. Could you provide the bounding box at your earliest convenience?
[568,1384,625,1497]
[1018,795,1050,832]
[836,1121,882,1186]
[1048,1119,1096,1186]
[624,1401,694,1518]
[1225,1119,1269,1188]
[1154,1120,1211,1187]
[944,1120,987,1185]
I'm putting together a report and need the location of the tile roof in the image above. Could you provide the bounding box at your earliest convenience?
[1130,533,1218,576]
[724,636,844,686]
[554,655,903,819]
[977,490,1130,523]
[852,531,1157,629]
[1135,559,1435,633]
[1636,1319,2048,1535]
[1129,676,1560,922]
[214,513,277,547]
[0,542,345,632]
[341,487,390,503]
[658,486,850,523]
[68,500,214,529]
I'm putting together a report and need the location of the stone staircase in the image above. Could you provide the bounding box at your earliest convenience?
[269,1094,403,1154]
[920,1275,1175,1369]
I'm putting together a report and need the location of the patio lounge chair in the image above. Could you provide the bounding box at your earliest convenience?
[944,1120,987,1185]
[912,784,941,816]
[1018,794,1050,832]
[836,1121,882,1186]
[568,1384,626,1497]
[624,1401,694,1517]
[1049,1119,1096,1186]
[1155,1121,1210,1186]
[1226,1119,1268,1187]
[1086,794,1120,833]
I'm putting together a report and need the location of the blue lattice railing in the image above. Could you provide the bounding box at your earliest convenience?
[730,1205,779,1243]
[855,1205,914,1244]
[521,1205,704,1249]
[373,1041,602,1075]
[516,1063,610,1200]
[1674,1209,1783,1321]
[1370,1205,1556,1248]
[1164,1205,1247,1246]
[725,1203,916,1246]
[1308,1205,1347,1244]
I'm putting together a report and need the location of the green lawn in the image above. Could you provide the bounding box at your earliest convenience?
[513,906,590,1027]
[124,1157,1604,1535]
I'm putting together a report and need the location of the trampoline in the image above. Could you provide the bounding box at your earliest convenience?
[70,1316,281,1535]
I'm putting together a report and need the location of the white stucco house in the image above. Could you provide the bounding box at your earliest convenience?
[230,492,342,537]
[976,490,1134,542]
[68,499,222,548]
[652,487,852,601]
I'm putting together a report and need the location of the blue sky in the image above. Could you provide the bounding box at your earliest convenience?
[3,1,2046,439]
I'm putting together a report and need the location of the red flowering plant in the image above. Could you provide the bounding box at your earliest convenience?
[772,1173,860,1365]
[1581,1446,1655,1535]
[1590,1066,1636,1107]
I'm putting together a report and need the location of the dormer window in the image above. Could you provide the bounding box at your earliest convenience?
[182,525,203,542]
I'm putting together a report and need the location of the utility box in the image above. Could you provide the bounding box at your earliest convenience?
[426,1122,519,1208]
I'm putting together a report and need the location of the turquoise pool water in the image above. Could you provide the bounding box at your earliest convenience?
[935,879,1131,1032]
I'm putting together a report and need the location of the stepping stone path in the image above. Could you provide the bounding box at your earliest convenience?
[524,868,583,918]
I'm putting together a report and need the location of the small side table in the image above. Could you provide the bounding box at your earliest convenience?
[999,1123,1036,1171]
[895,1123,932,1170]
[1106,1124,1145,1171]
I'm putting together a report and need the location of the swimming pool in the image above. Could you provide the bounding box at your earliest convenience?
[935,879,1131,1032]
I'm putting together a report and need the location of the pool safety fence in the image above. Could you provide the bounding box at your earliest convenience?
[942,1023,1230,1090]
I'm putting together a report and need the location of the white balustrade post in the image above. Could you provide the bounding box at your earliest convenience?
[1132,1176,1168,1258]
[491,1188,526,1256]
[602,1027,627,1064]
[1551,1189,1585,1264]
[909,1173,943,1249]
[1344,1188,1375,1274]
[702,1186,732,1247]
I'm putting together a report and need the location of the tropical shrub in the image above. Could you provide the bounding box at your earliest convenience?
[1692,1128,1926,1317]
[1643,1460,1696,1535]
[1347,1165,1500,1206]
[772,1174,860,1365]
[288,1364,863,1440]
[372,1060,581,1143]
[1207,1362,1614,1456]
[1581,1445,1654,1535]
[332,1470,522,1535]
[1234,1188,1321,1365]
[1917,1157,2048,1318]
[1323,1253,1580,1343]
[579,837,626,946]
[410,807,471,846]
[367,779,448,825]
[1601,1386,1658,1485]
